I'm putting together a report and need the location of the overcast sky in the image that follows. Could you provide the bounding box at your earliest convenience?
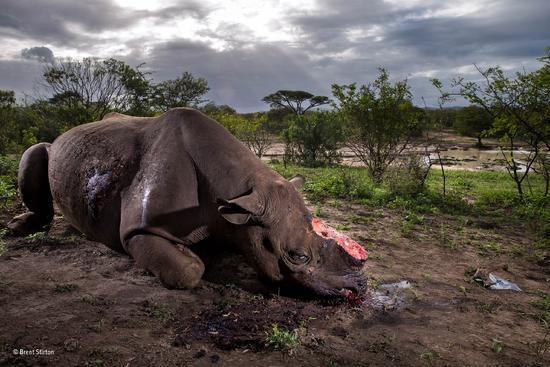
[1,0,549,112]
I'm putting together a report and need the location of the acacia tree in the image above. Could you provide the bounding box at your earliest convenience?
[262,90,330,115]
[332,69,424,183]
[153,71,209,111]
[42,58,152,120]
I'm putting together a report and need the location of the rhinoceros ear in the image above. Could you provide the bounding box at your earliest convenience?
[289,174,305,190]
[217,189,264,225]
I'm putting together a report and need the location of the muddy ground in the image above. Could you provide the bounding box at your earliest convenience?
[0,198,549,367]
[263,130,546,172]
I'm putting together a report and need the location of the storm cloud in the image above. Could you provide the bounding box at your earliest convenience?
[21,46,55,63]
[0,0,548,111]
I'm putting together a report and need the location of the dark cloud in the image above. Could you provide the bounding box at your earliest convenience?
[21,46,55,63]
[1,0,129,44]
[284,0,550,106]
[141,40,326,112]
[382,4,550,61]
[0,59,42,99]
[1,0,549,111]
[0,0,207,45]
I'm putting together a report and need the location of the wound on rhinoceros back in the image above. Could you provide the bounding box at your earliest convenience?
[311,218,368,261]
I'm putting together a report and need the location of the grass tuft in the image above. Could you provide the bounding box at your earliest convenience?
[265,323,299,350]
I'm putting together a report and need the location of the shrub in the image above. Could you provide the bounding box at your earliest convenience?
[0,155,18,207]
[384,153,431,197]
[0,155,18,178]
[332,69,426,183]
[236,114,273,158]
[0,180,17,207]
[302,168,374,202]
[282,112,342,167]
[515,196,550,237]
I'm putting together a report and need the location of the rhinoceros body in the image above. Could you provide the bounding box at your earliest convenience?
[9,108,366,295]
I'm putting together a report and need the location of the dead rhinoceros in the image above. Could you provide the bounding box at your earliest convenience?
[9,108,367,296]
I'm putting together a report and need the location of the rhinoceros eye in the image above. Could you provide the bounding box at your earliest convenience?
[288,250,310,264]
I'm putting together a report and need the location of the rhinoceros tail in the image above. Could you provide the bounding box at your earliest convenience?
[7,143,54,235]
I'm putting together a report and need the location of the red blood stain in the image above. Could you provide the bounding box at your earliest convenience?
[339,288,365,306]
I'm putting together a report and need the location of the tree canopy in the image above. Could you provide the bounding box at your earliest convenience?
[453,105,493,146]
[262,90,330,115]
[333,68,425,182]
[42,58,152,120]
[153,72,209,111]
[432,48,550,197]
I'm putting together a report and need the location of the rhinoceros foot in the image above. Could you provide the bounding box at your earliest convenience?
[7,212,52,236]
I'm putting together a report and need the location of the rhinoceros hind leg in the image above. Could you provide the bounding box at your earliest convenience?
[125,234,205,289]
[8,143,54,235]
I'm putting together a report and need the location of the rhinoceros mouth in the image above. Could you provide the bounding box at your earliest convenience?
[311,218,368,261]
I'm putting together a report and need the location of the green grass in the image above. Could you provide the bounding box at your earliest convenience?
[271,164,377,203]
[0,228,7,255]
[531,293,550,325]
[272,163,548,204]
[0,177,17,207]
[271,163,549,234]
[25,232,49,242]
[491,339,504,354]
[0,155,18,207]
[477,242,504,257]
[426,169,547,207]
[265,323,299,350]
[143,300,174,322]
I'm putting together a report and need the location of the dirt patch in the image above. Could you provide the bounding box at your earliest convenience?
[172,297,334,351]
[0,200,549,366]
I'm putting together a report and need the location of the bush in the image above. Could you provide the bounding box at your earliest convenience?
[282,112,342,167]
[0,179,17,207]
[0,155,19,207]
[515,196,550,237]
[236,114,273,158]
[303,168,374,201]
[453,106,493,146]
[332,69,426,183]
[384,154,431,197]
[0,155,18,177]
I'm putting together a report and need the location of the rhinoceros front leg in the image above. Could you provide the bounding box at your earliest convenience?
[125,234,205,289]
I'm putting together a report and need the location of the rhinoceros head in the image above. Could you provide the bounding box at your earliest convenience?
[217,175,367,297]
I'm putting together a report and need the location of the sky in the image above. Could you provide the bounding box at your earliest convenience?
[0,0,549,112]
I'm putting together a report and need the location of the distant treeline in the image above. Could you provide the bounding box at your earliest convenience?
[0,49,549,198]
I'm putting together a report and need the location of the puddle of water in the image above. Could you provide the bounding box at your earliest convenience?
[363,281,413,310]
[261,143,546,172]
